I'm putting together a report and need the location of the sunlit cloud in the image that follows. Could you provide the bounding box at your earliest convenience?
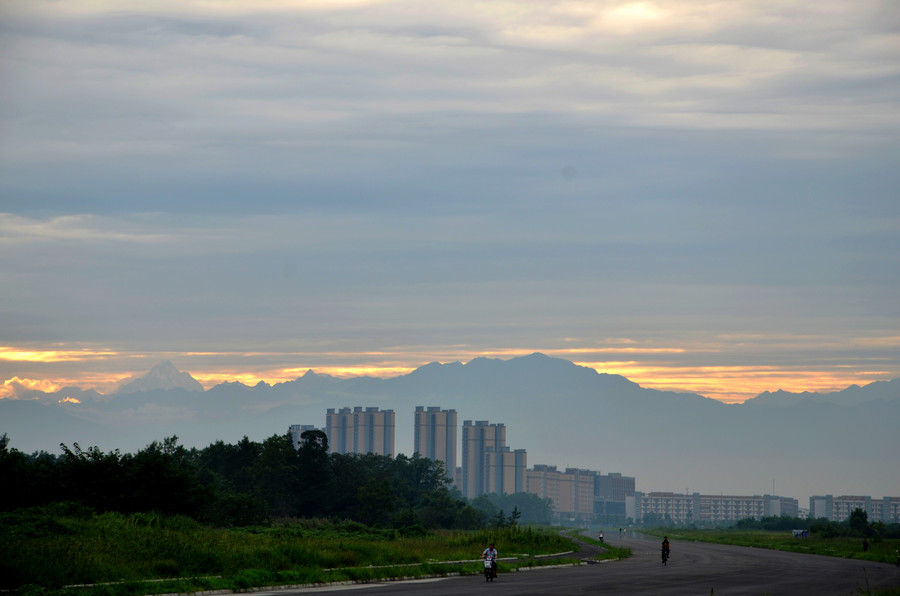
[571,361,892,403]
[603,2,668,33]
[59,396,82,405]
[851,336,900,348]
[24,0,393,15]
[0,214,171,246]
[285,365,416,378]
[1,377,62,398]
[191,372,294,388]
[0,346,120,363]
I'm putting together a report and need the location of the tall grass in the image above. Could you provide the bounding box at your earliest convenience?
[645,527,900,565]
[1,505,576,595]
[569,529,632,561]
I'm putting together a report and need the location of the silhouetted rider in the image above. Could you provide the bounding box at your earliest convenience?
[482,543,498,575]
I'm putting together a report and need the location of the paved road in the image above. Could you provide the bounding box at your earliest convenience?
[257,536,900,596]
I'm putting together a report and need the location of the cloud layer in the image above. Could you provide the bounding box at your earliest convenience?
[1,0,898,401]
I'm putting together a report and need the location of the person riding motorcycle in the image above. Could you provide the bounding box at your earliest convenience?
[661,536,670,564]
[482,543,498,577]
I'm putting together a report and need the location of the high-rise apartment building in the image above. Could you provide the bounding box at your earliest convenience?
[325,406,395,456]
[325,407,354,454]
[288,424,320,449]
[461,420,506,499]
[413,406,457,479]
[484,446,527,495]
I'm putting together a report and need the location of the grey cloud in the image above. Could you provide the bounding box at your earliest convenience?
[0,0,897,389]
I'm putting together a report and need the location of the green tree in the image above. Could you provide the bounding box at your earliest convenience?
[508,505,521,527]
[296,430,332,517]
[470,492,552,525]
[848,508,869,536]
[58,442,126,512]
[0,434,34,511]
[416,491,461,529]
[357,478,396,526]
[252,433,301,518]
[642,512,661,527]
[123,437,208,516]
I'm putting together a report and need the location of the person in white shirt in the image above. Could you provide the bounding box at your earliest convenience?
[482,543,498,576]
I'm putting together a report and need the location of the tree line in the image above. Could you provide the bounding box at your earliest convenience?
[735,510,900,540]
[0,431,552,529]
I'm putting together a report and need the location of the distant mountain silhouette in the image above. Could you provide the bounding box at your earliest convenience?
[0,399,108,451]
[116,360,204,394]
[1,353,897,501]
[745,378,900,407]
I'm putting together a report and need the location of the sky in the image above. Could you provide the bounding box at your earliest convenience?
[1,0,899,404]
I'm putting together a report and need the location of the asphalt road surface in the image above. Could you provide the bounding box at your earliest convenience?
[255,535,900,596]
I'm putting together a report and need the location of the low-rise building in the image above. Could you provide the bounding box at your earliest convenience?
[630,492,799,525]
[809,495,900,522]
[881,497,900,523]
[526,465,596,523]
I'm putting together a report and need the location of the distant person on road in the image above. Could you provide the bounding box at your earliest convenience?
[482,543,498,575]
[862,538,869,552]
[598,530,604,542]
[661,536,670,563]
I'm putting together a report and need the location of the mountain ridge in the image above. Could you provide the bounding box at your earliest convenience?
[116,360,205,395]
[1,353,897,502]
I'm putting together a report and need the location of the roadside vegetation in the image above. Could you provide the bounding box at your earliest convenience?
[643,516,900,595]
[643,511,900,566]
[649,527,900,564]
[1,506,579,596]
[1,432,577,595]
[0,431,553,528]
[571,530,632,562]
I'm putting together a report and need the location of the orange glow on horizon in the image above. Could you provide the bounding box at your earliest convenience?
[2,343,896,404]
[572,361,883,403]
[0,346,119,363]
[181,361,890,403]
[283,365,416,378]
[192,366,417,389]
[1,377,62,398]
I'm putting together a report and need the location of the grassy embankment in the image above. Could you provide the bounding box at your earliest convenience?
[644,528,900,596]
[3,505,608,596]
[569,530,632,562]
[644,527,899,564]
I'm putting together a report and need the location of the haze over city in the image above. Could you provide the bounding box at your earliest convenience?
[2,1,898,411]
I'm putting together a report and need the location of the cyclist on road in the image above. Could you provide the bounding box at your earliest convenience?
[661,536,671,565]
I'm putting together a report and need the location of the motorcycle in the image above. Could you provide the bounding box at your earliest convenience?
[484,557,497,581]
